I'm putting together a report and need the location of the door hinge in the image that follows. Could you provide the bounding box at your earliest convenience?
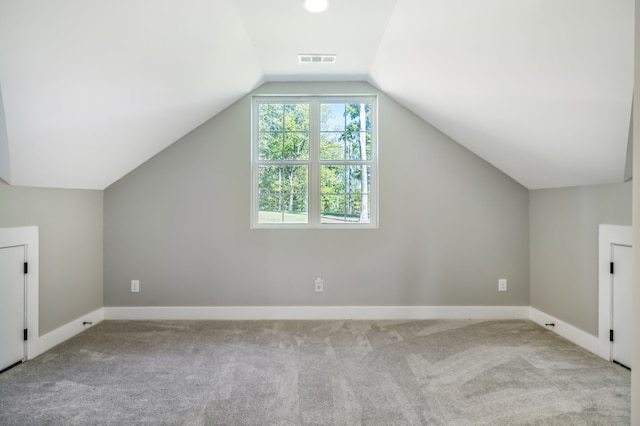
[610,329,614,342]
[610,262,614,274]
[24,262,28,274]
[24,329,28,341]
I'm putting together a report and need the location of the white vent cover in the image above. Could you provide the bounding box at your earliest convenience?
[298,54,336,64]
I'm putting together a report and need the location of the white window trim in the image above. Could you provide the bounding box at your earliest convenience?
[251,95,379,229]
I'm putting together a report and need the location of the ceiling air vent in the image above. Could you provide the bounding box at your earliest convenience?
[298,54,336,64]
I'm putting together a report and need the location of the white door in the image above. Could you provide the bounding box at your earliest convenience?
[0,245,25,372]
[612,244,632,369]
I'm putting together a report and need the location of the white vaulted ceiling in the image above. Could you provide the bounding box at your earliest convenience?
[0,0,634,190]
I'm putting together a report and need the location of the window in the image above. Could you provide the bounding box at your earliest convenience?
[251,95,378,228]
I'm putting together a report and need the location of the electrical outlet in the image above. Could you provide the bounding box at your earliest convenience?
[315,277,323,292]
[131,280,140,293]
[498,279,507,292]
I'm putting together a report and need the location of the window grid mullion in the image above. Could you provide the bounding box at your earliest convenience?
[309,100,320,226]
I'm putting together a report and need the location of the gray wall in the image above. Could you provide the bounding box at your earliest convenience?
[104,82,530,308]
[0,180,103,335]
[631,0,639,419]
[529,182,632,335]
[625,107,633,181]
[0,85,10,183]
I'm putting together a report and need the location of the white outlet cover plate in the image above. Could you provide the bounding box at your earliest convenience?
[498,279,507,291]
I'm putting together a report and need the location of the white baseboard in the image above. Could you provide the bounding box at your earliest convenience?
[103,305,530,321]
[27,306,603,361]
[529,307,601,358]
[29,308,104,360]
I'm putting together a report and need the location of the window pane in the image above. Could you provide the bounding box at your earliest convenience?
[321,165,370,194]
[321,165,346,195]
[258,199,309,223]
[345,103,371,132]
[340,129,369,161]
[345,103,371,161]
[259,195,284,223]
[281,166,308,196]
[343,130,362,161]
[346,165,369,193]
[259,104,283,132]
[320,103,371,161]
[320,165,370,224]
[258,165,308,224]
[321,103,346,131]
[320,194,345,223]
[260,103,310,161]
[346,194,370,223]
[283,132,309,160]
[320,195,371,223]
[258,165,281,194]
[320,132,344,160]
[284,104,309,131]
[320,194,368,223]
[348,103,371,132]
[259,132,283,160]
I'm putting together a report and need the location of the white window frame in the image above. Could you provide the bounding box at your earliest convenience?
[251,95,378,229]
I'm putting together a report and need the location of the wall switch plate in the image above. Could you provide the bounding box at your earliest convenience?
[498,279,507,292]
[315,277,323,292]
[131,280,140,293]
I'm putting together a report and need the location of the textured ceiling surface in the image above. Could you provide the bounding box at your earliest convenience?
[0,0,634,190]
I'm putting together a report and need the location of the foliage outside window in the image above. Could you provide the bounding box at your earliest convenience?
[251,96,378,228]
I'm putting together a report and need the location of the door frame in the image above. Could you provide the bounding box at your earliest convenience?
[0,226,39,360]
[598,224,633,360]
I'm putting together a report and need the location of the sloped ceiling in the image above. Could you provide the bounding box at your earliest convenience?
[0,0,634,190]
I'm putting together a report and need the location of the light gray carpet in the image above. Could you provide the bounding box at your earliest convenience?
[0,319,630,425]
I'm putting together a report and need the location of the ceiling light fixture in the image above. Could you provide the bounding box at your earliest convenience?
[303,0,328,13]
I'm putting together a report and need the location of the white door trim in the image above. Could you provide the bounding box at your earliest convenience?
[0,226,39,360]
[598,224,632,360]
